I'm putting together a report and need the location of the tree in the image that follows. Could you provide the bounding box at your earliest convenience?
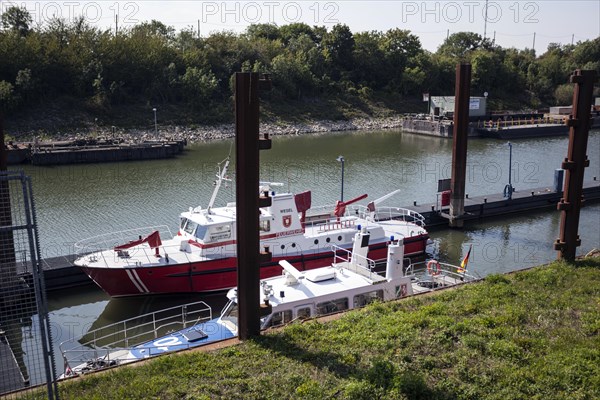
[321,24,355,78]
[352,31,385,88]
[437,32,483,60]
[1,6,32,36]
[279,23,315,45]
[271,52,317,99]
[554,83,574,105]
[132,20,175,41]
[180,67,218,108]
[0,81,15,112]
[246,24,280,41]
[569,38,600,75]
[471,49,501,93]
[379,29,423,91]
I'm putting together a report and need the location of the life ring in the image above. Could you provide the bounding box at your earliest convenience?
[427,260,441,276]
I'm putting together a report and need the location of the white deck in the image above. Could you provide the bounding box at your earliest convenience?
[75,214,425,270]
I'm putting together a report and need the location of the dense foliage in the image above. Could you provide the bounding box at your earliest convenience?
[1,6,599,124]
[38,257,600,399]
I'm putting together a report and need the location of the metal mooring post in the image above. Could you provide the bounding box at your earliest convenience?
[449,63,471,228]
[235,72,272,340]
[555,70,597,261]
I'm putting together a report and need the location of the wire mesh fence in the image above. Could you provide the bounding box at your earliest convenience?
[1,171,58,399]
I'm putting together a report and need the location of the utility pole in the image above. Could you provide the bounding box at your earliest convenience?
[483,0,489,40]
[532,32,536,51]
[198,19,201,38]
[115,14,118,36]
[555,70,597,261]
[235,72,272,340]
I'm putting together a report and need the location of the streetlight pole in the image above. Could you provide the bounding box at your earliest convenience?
[152,108,157,136]
[336,155,345,202]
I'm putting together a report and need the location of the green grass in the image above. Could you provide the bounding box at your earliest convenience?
[47,258,600,399]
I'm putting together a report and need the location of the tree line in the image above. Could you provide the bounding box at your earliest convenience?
[1,5,599,122]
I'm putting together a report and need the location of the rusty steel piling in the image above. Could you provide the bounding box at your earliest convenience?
[555,70,597,261]
[449,63,472,228]
[235,72,272,340]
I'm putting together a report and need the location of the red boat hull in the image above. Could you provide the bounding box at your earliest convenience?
[81,234,428,297]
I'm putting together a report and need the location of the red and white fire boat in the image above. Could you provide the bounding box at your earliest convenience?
[74,158,429,297]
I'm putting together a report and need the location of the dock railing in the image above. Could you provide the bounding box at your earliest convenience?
[60,300,212,375]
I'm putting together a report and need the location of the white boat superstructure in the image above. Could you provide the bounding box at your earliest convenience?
[221,227,477,329]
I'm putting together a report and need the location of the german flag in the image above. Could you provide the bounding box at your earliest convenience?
[458,245,472,273]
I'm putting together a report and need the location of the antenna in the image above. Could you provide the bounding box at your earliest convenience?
[207,157,232,213]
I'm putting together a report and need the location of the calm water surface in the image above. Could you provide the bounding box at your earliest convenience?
[23,128,600,259]
[13,128,600,376]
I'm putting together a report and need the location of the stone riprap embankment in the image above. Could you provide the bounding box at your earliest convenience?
[9,117,404,144]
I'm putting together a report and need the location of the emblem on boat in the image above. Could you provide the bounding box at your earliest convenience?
[282,215,292,228]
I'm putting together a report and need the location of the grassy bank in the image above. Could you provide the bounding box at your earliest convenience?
[48,258,600,399]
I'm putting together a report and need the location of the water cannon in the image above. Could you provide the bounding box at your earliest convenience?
[333,193,368,218]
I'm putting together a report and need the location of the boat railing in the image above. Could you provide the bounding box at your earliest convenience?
[74,225,173,255]
[330,244,379,280]
[404,260,478,284]
[346,205,426,227]
[60,300,212,374]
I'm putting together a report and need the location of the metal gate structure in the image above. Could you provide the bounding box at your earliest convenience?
[1,170,59,399]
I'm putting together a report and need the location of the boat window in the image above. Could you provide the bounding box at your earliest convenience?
[180,218,188,230]
[183,220,198,235]
[220,301,238,322]
[195,224,209,240]
[263,310,292,328]
[316,298,349,315]
[353,290,384,308]
[296,307,311,320]
[259,220,271,232]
